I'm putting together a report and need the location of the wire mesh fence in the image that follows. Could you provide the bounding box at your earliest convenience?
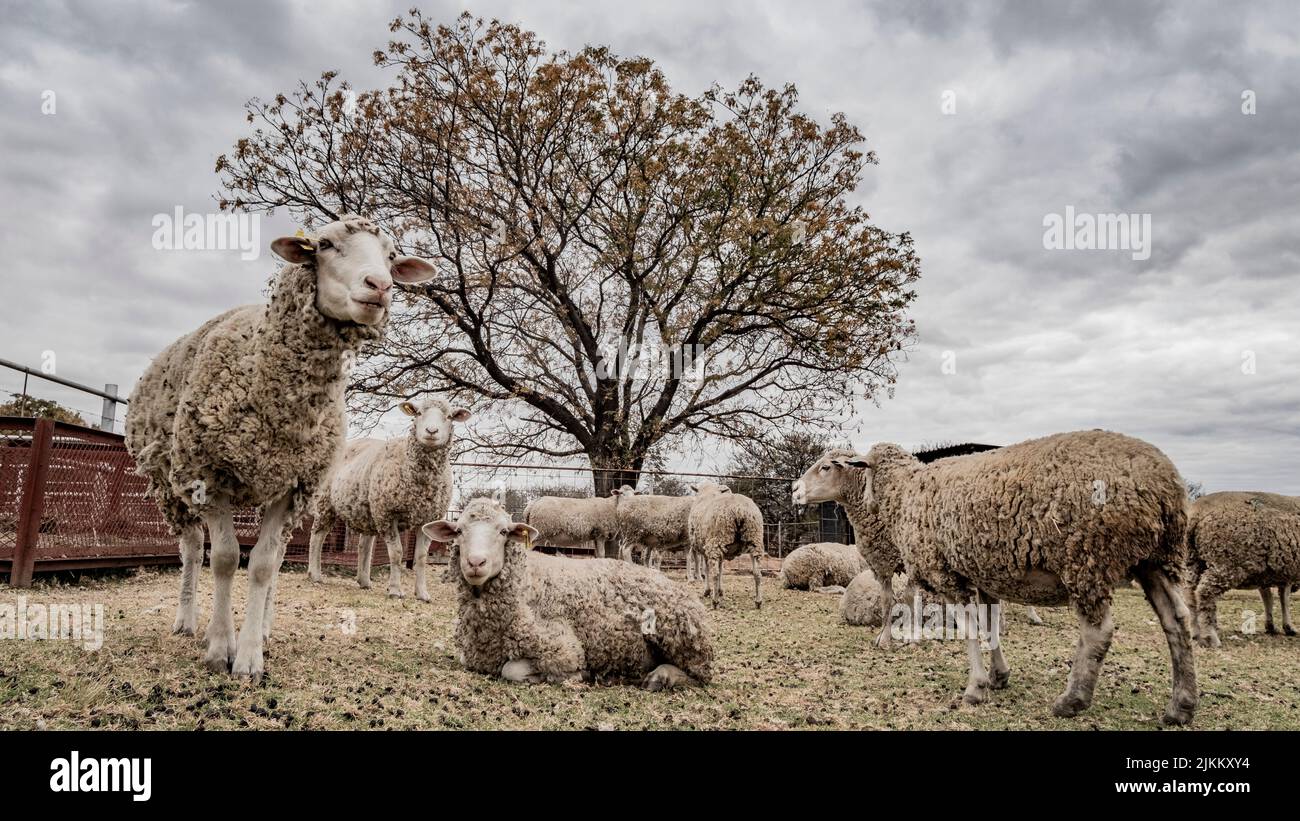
[0,416,845,585]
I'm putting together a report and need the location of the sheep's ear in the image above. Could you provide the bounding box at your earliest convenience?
[422,520,458,542]
[391,255,438,284]
[843,458,870,469]
[719,486,732,494]
[398,402,419,417]
[509,523,540,546]
[450,407,471,423]
[271,236,315,263]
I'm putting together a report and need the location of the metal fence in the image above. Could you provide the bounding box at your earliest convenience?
[0,415,841,586]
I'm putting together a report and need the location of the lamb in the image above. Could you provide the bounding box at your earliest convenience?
[523,486,631,554]
[422,497,714,690]
[613,490,697,566]
[306,396,469,600]
[125,215,437,678]
[799,430,1196,725]
[780,542,864,591]
[1184,491,1300,647]
[686,482,765,609]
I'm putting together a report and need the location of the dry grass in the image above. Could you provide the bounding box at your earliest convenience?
[2,565,1298,730]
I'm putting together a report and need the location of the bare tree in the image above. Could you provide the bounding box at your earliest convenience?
[217,11,920,495]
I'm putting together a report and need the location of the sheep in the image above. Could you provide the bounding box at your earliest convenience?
[422,497,714,690]
[1184,491,1300,647]
[522,486,632,554]
[840,568,890,626]
[686,482,765,609]
[802,430,1196,725]
[306,396,469,600]
[780,542,864,591]
[125,215,437,678]
[613,490,698,567]
[794,447,1051,647]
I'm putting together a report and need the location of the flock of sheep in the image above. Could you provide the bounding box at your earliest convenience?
[124,215,1300,726]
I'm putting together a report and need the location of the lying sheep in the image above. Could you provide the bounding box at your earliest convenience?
[781,542,864,591]
[422,498,714,690]
[811,430,1196,725]
[523,487,632,554]
[1185,491,1300,646]
[306,396,468,600]
[687,482,765,609]
[125,215,436,678]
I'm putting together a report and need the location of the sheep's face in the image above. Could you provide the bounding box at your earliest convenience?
[270,216,438,326]
[399,397,470,448]
[792,450,868,506]
[423,499,538,587]
[690,481,732,499]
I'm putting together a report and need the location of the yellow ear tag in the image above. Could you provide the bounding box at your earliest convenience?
[524,532,533,551]
[294,228,306,238]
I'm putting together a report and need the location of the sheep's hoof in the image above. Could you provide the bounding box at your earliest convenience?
[1284,624,1297,637]
[1051,693,1088,717]
[172,621,196,637]
[307,573,322,584]
[416,591,431,603]
[357,581,371,590]
[1264,622,1277,635]
[990,667,1011,690]
[962,681,990,705]
[388,590,405,599]
[642,664,694,692]
[1197,633,1221,649]
[1162,696,1196,726]
[231,652,264,682]
[873,630,892,650]
[753,600,762,610]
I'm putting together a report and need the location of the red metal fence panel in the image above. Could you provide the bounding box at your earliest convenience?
[0,416,441,585]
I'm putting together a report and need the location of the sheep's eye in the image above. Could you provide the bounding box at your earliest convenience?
[388,251,397,261]
[820,464,830,471]
[317,239,333,250]
[499,528,509,536]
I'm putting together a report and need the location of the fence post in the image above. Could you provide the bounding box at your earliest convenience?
[12,418,54,587]
[100,383,118,432]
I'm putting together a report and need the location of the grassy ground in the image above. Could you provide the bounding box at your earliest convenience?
[2,565,1297,730]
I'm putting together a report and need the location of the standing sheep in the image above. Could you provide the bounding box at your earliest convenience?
[687,482,765,609]
[523,487,632,554]
[306,396,469,600]
[1184,491,1300,646]
[808,430,1196,725]
[125,215,436,678]
[794,447,1044,647]
[422,498,714,690]
[780,542,864,591]
[613,490,697,566]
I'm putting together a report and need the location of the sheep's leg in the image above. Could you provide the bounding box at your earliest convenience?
[231,493,292,680]
[1136,566,1198,725]
[501,659,544,684]
[172,523,204,636]
[307,521,330,583]
[356,534,375,589]
[961,600,992,705]
[715,554,725,606]
[1026,606,1044,626]
[261,535,289,641]
[1051,600,1114,718]
[384,525,405,598]
[1260,586,1277,634]
[413,527,432,602]
[751,553,762,609]
[874,577,895,649]
[1280,585,1296,636]
[982,593,1010,690]
[201,500,238,673]
[1194,569,1231,648]
[642,663,697,691]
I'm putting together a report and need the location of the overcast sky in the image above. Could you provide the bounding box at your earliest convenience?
[1,0,1297,492]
